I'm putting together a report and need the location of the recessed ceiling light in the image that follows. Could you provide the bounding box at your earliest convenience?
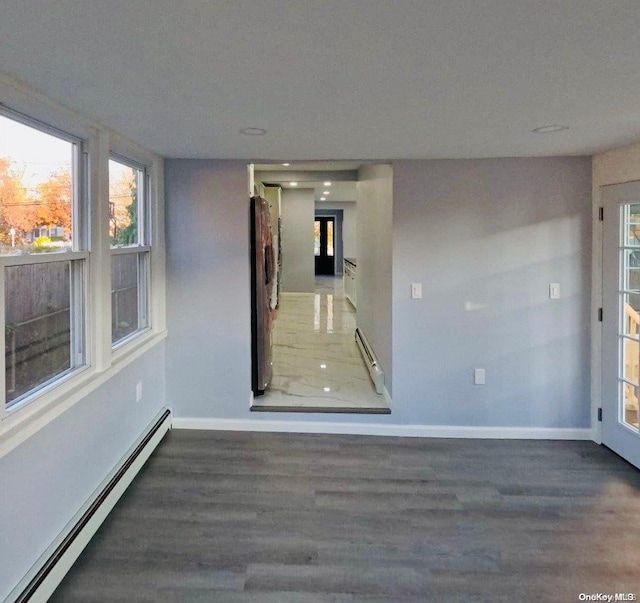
[323,181,332,186]
[533,125,569,134]
[239,127,267,136]
[320,364,327,369]
[323,387,331,392]
[320,197,326,201]
[282,162,290,166]
[323,191,330,195]
[290,182,298,186]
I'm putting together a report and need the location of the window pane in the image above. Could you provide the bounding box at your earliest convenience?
[622,293,640,337]
[109,159,141,247]
[623,249,640,292]
[0,115,74,254]
[327,220,334,257]
[625,203,640,247]
[112,253,139,344]
[5,261,72,405]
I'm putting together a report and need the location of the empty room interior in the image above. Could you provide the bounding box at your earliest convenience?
[1,2,640,601]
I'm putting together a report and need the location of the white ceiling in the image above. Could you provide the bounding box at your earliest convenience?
[263,180,357,203]
[1,1,640,160]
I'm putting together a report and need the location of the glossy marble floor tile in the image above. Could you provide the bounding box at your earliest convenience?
[252,276,389,413]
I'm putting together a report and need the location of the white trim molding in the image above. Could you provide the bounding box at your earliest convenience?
[382,385,392,408]
[6,409,171,603]
[172,417,595,441]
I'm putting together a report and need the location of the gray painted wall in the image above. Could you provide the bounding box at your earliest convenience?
[281,188,315,292]
[392,158,592,427]
[164,160,252,416]
[356,165,394,393]
[163,157,591,430]
[0,343,166,600]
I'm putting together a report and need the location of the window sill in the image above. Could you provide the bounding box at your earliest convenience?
[0,328,167,460]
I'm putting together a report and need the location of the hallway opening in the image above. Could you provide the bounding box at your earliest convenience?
[252,275,389,413]
[249,162,392,413]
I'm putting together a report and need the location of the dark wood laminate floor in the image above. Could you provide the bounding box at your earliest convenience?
[51,430,640,602]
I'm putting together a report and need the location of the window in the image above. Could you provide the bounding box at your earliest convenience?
[109,157,149,346]
[0,112,86,409]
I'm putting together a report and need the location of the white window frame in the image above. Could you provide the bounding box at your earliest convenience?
[0,107,89,413]
[108,153,151,349]
[0,78,167,458]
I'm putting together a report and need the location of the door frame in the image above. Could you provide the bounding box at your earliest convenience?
[314,216,336,275]
[599,180,640,468]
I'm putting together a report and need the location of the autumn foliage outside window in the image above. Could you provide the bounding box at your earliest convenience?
[0,115,73,253]
[109,159,139,247]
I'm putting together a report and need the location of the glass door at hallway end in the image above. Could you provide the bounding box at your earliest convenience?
[314,217,335,275]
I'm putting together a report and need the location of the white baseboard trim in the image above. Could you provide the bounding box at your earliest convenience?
[172,417,594,441]
[7,408,172,603]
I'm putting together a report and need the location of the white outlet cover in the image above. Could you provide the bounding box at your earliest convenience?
[474,368,486,385]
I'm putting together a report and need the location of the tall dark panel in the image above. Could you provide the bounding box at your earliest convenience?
[250,196,274,395]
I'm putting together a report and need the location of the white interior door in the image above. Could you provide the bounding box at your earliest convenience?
[602,181,640,469]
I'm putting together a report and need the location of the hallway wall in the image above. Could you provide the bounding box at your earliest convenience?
[356,165,393,394]
[164,160,252,416]
[281,188,315,292]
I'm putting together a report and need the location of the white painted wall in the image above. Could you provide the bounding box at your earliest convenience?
[281,188,315,293]
[356,165,394,393]
[0,344,166,600]
[392,157,592,428]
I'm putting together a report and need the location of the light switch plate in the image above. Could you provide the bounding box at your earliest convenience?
[549,283,560,299]
[411,283,422,299]
[474,368,485,385]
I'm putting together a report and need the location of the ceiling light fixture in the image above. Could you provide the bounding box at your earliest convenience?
[323,181,332,186]
[323,191,330,195]
[320,197,326,201]
[239,127,267,136]
[533,125,569,134]
[282,162,290,166]
[290,182,298,186]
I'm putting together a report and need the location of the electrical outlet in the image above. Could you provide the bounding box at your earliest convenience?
[136,381,143,402]
[474,368,485,385]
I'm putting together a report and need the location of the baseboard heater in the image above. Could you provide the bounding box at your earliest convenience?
[355,327,384,395]
[8,408,172,603]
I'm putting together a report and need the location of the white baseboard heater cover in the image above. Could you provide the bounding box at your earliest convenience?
[8,408,172,603]
[355,327,384,395]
